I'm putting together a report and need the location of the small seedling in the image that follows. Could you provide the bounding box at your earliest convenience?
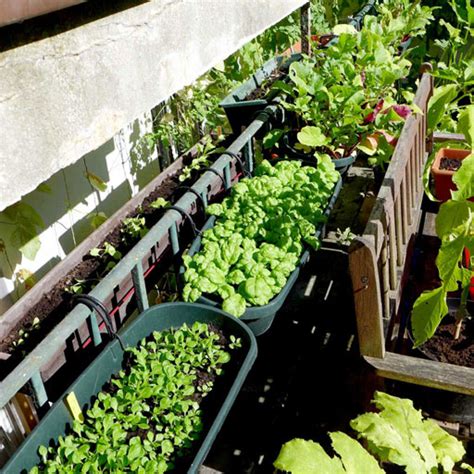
[335,227,356,247]
[32,322,241,472]
[150,198,170,210]
[121,216,148,242]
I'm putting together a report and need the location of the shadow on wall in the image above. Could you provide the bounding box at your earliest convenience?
[0,114,159,313]
[128,114,161,189]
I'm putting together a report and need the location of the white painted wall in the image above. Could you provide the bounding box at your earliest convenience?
[0,112,159,313]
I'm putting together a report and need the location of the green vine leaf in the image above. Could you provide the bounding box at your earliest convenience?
[86,172,108,193]
[427,84,457,132]
[411,287,448,347]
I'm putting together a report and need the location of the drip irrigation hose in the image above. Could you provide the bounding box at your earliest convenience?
[197,167,226,187]
[73,294,126,351]
[220,151,252,178]
[165,205,201,237]
[176,186,206,211]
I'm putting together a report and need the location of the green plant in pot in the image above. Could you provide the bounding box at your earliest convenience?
[411,111,474,357]
[265,25,417,173]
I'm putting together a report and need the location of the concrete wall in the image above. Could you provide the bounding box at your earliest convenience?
[0,0,307,211]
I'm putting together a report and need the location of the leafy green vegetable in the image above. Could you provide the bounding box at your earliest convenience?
[274,392,467,474]
[351,392,466,474]
[32,322,240,473]
[182,159,339,317]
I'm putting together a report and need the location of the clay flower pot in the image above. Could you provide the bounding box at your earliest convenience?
[431,148,471,202]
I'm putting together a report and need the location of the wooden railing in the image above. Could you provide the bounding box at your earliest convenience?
[348,73,474,396]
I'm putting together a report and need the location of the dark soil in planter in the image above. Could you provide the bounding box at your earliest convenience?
[421,314,474,367]
[440,157,462,172]
[0,153,211,378]
[245,69,285,101]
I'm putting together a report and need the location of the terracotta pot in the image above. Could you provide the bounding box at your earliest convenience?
[0,0,85,27]
[431,148,471,202]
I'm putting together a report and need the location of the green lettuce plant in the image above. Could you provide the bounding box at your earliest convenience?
[274,392,468,474]
[182,157,339,317]
[32,322,240,473]
[412,105,474,346]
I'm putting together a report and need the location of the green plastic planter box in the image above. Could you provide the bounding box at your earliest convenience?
[220,53,301,134]
[183,177,342,336]
[2,303,257,474]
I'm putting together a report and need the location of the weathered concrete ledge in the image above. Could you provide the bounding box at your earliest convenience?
[0,0,307,211]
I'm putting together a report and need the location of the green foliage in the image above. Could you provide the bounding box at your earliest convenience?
[32,322,240,473]
[150,198,170,210]
[12,317,40,349]
[90,242,123,272]
[121,216,148,243]
[274,392,467,474]
[413,106,474,346]
[274,434,383,474]
[85,171,108,193]
[145,2,331,156]
[88,212,108,230]
[65,278,88,295]
[425,0,474,133]
[182,158,339,316]
[267,5,429,167]
[179,137,225,183]
[0,202,45,261]
[351,392,466,473]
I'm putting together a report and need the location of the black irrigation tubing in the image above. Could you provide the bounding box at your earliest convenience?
[176,186,207,211]
[197,167,226,188]
[73,294,126,351]
[165,205,201,237]
[220,150,252,178]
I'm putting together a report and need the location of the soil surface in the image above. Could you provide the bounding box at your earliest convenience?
[440,157,462,172]
[421,315,474,367]
[0,166,183,378]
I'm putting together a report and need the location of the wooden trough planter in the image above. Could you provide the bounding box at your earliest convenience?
[348,72,474,397]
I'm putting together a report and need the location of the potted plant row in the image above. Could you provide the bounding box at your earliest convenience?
[3,303,257,473]
[0,137,240,392]
[263,19,423,177]
[220,0,432,140]
[181,156,341,336]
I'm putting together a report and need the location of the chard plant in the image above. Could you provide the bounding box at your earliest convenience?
[412,105,474,346]
[182,157,339,317]
[274,391,468,474]
[267,11,424,168]
[32,322,240,473]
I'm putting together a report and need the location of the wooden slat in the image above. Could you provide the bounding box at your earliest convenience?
[394,196,403,265]
[366,352,474,396]
[349,238,385,358]
[433,132,465,142]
